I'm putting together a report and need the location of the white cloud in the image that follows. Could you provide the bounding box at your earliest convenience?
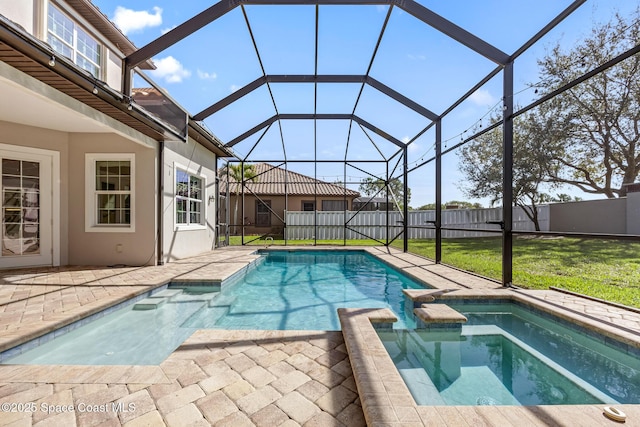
[405,137,422,153]
[407,54,427,61]
[230,84,240,92]
[197,69,218,80]
[150,56,191,83]
[469,89,496,107]
[112,6,162,35]
[161,25,177,35]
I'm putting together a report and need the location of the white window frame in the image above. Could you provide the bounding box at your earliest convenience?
[46,3,102,79]
[174,163,207,231]
[85,153,135,233]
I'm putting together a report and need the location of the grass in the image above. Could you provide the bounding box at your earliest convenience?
[406,237,640,308]
[226,235,640,308]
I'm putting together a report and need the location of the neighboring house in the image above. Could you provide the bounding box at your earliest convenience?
[0,1,232,268]
[220,163,360,236]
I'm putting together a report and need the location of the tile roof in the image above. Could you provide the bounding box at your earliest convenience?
[220,163,360,197]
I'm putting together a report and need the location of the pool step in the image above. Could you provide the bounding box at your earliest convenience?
[133,298,167,310]
[414,304,467,329]
[170,291,219,303]
[169,281,221,294]
[151,289,181,299]
[398,367,446,405]
[180,294,237,328]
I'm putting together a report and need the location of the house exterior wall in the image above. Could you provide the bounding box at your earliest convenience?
[68,133,157,265]
[548,198,626,234]
[0,0,125,90]
[0,120,70,264]
[0,1,36,33]
[228,194,354,235]
[162,139,217,262]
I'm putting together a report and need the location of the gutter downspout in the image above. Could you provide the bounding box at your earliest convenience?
[157,140,164,265]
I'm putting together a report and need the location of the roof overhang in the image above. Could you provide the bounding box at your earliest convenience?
[0,15,234,157]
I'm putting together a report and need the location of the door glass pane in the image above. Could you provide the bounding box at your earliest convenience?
[3,191,21,207]
[22,161,39,177]
[2,159,20,175]
[2,158,40,256]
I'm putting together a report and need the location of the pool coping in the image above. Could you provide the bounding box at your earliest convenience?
[337,304,640,426]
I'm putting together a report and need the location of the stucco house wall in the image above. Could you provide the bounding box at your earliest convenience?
[0,120,70,265]
[67,133,157,266]
[162,139,218,263]
[229,194,356,236]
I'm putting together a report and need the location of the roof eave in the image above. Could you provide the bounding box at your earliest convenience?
[188,120,235,157]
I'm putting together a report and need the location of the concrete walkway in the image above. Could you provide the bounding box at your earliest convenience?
[0,246,638,426]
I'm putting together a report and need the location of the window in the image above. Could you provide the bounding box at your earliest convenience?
[321,200,347,211]
[85,154,135,232]
[175,168,205,227]
[302,201,315,211]
[47,4,101,78]
[256,200,271,226]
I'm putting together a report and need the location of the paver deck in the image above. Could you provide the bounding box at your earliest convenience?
[0,245,639,426]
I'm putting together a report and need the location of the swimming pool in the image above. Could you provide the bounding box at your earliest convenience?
[2,250,427,365]
[378,301,640,406]
[183,250,425,330]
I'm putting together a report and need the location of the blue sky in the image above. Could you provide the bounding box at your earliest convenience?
[93,0,637,208]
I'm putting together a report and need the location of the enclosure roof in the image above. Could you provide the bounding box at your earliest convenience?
[119,0,586,163]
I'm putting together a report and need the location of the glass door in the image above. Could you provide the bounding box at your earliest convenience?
[0,152,52,267]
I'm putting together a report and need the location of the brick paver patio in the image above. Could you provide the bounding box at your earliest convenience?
[0,246,639,426]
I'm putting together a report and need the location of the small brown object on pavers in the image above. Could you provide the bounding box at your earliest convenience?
[414,303,467,324]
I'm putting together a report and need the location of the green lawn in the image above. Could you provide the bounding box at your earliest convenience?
[406,237,640,308]
[225,235,640,308]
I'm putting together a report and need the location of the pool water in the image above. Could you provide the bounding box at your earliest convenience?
[3,250,426,365]
[379,302,640,406]
[183,251,424,330]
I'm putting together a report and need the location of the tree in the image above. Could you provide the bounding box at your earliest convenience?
[220,163,258,234]
[531,9,640,197]
[458,114,557,231]
[358,177,411,210]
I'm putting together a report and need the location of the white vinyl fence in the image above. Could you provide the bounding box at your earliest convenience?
[285,206,549,240]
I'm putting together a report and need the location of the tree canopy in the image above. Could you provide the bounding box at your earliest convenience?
[458,9,639,230]
[358,177,411,210]
[531,9,640,197]
[458,114,554,231]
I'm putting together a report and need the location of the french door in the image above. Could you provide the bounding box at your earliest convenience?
[0,147,53,268]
